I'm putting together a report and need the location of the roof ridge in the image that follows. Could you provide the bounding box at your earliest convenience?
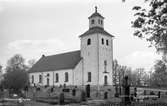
[44,50,80,58]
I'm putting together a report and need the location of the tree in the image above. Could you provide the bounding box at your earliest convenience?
[150,60,167,87]
[6,54,27,72]
[132,0,167,54]
[0,65,3,86]
[112,60,133,96]
[112,60,127,86]
[27,59,36,69]
[3,67,28,93]
[113,59,119,86]
[130,68,149,87]
[3,54,29,94]
[0,65,2,75]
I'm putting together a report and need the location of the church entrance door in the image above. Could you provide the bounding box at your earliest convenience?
[86,84,90,98]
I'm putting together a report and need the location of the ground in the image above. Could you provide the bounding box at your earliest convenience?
[1,86,167,106]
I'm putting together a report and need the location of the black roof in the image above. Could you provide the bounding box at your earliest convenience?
[88,12,104,19]
[28,50,81,73]
[79,27,114,37]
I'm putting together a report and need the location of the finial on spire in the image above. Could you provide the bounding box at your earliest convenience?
[95,6,97,13]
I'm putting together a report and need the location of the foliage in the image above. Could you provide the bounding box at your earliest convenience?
[112,60,119,85]
[112,59,150,87]
[131,68,149,87]
[2,54,29,93]
[0,65,2,75]
[27,59,36,68]
[150,60,167,87]
[132,0,167,52]
[112,59,132,86]
[2,67,28,93]
[0,65,2,70]
[6,54,28,72]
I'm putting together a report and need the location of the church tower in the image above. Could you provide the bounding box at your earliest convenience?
[80,7,114,86]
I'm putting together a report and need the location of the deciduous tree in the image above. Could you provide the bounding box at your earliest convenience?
[150,60,167,87]
[132,0,167,54]
[27,59,36,69]
[3,54,29,94]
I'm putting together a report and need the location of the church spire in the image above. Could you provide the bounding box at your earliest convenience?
[88,7,104,29]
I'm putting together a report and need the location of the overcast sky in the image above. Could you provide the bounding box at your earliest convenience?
[0,0,161,71]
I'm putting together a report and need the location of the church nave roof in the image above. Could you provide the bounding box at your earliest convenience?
[28,50,81,73]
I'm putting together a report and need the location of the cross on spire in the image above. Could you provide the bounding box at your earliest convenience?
[95,6,97,13]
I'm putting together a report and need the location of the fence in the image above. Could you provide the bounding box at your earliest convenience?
[87,102,167,106]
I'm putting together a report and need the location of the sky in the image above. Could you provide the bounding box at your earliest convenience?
[0,0,162,71]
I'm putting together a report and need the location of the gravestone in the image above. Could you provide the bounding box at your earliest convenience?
[72,89,76,96]
[134,87,137,97]
[158,91,160,98]
[104,92,108,99]
[63,88,70,92]
[59,92,64,104]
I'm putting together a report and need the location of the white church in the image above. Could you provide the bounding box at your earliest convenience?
[29,7,114,87]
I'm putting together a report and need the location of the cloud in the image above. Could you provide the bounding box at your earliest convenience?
[6,39,70,61]
[0,4,5,12]
[119,51,161,70]
[8,39,64,51]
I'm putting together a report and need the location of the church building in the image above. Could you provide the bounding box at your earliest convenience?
[28,7,114,87]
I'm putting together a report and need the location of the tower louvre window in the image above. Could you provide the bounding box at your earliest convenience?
[91,19,95,24]
[106,40,109,45]
[87,38,91,45]
[98,19,101,24]
[102,38,104,45]
[101,20,103,25]
[88,72,91,82]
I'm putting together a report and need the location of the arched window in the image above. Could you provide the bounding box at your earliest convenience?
[104,75,108,85]
[32,75,34,83]
[87,38,91,45]
[88,72,91,82]
[65,72,69,82]
[47,78,50,86]
[106,40,109,46]
[102,38,104,45]
[39,75,42,83]
[91,19,95,24]
[55,73,59,82]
